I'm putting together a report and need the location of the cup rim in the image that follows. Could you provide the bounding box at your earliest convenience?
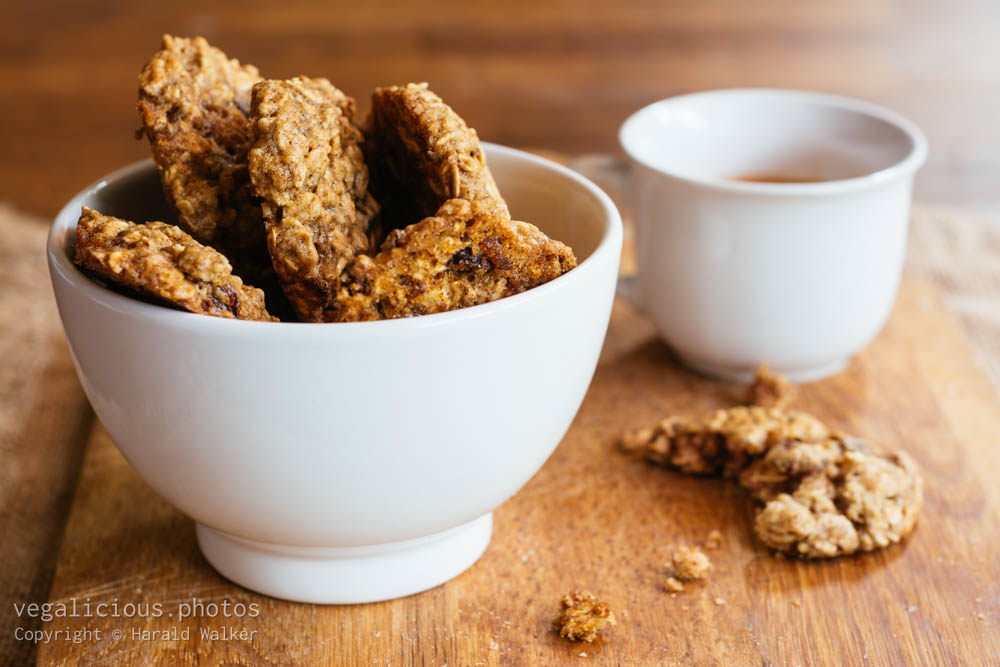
[618,88,928,196]
[48,143,623,331]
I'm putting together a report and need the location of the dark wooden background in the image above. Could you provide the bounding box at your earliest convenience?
[2,0,998,221]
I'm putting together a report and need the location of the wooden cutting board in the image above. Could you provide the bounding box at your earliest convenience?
[37,278,1000,665]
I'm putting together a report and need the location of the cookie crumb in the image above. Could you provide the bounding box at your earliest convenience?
[579,652,587,657]
[488,640,499,650]
[977,613,986,621]
[672,546,712,581]
[792,600,801,608]
[553,591,616,643]
[664,577,685,593]
[714,597,726,606]
[747,364,797,410]
[620,427,654,452]
[705,529,724,550]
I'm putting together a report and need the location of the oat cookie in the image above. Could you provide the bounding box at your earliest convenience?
[637,406,829,477]
[552,590,616,643]
[332,198,576,321]
[248,77,379,322]
[137,35,265,270]
[74,207,276,321]
[750,440,923,557]
[625,381,923,558]
[369,82,509,233]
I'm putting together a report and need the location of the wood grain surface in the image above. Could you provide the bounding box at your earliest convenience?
[2,0,1000,222]
[35,278,1000,666]
[0,207,93,667]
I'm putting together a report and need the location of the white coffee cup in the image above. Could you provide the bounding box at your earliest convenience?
[618,89,927,382]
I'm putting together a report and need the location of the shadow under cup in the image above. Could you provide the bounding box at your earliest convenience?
[619,89,928,382]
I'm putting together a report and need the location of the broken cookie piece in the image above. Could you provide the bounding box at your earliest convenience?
[753,473,861,558]
[74,207,276,322]
[552,590,616,643]
[752,442,923,557]
[137,35,266,275]
[368,82,510,233]
[248,77,379,322]
[639,407,829,477]
[331,197,576,321]
[739,437,848,502]
[624,390,923,558]
[747,364,797,410]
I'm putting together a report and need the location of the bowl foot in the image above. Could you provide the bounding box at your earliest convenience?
[195,513,493,604]
[678,353,849,383]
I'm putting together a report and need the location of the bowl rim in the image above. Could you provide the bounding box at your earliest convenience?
[618,88,928,196]
[48,143,623,332]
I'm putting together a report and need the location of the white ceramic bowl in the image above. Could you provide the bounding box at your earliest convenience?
[47,144,622,604]
[620,89,927,382]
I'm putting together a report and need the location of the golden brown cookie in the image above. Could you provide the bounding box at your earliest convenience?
[248,77,379,322]
[74,207,276,322]
[636,406,830,476]
[331,198,576,321]
[137,35,264,267]
[626,405,923,559]
[368,82,509,234]
[747,439,923,557]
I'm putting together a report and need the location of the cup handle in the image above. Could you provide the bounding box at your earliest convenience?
[567,155,642,310]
